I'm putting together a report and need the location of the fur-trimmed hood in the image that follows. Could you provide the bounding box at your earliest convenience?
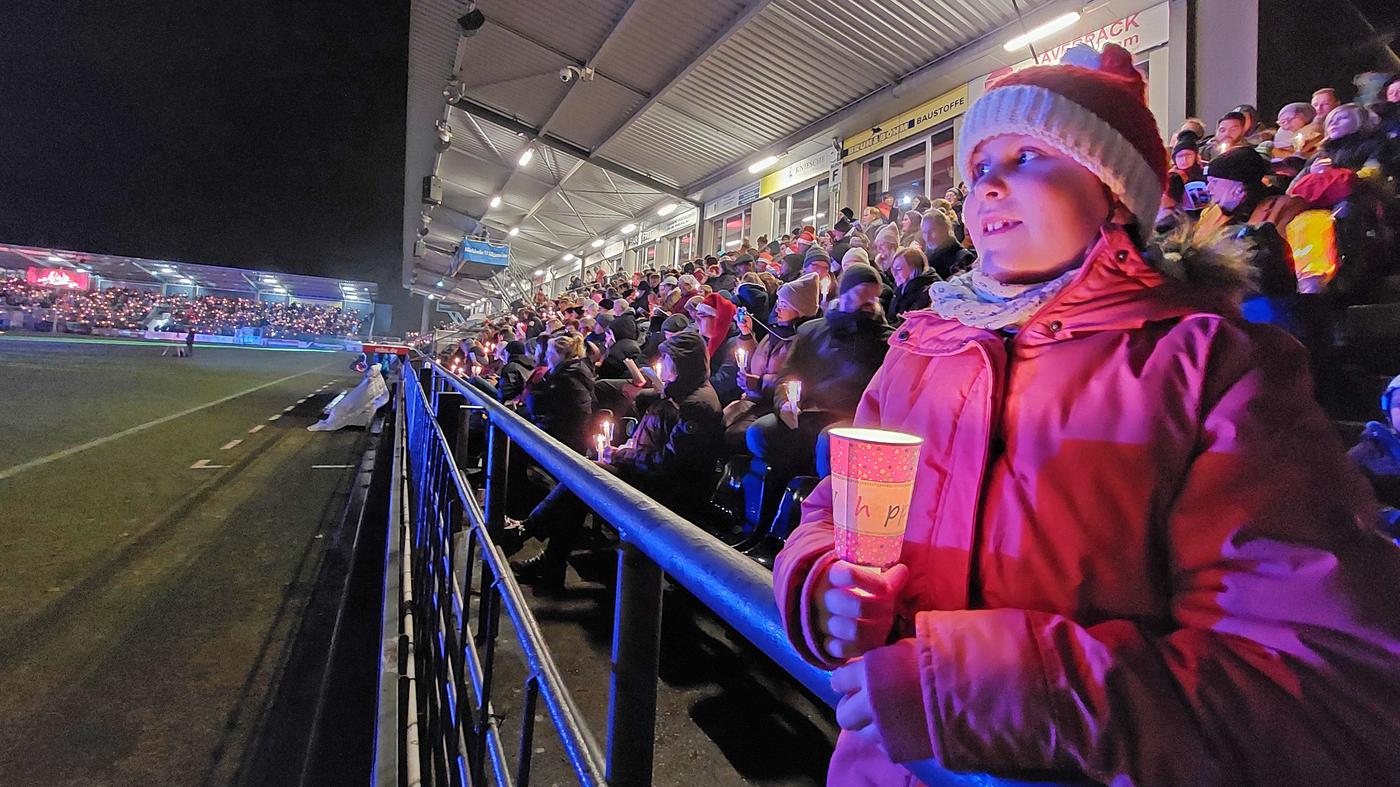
[896,224,1253,351]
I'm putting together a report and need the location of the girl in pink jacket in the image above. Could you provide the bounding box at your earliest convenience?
[775,44,1400,786]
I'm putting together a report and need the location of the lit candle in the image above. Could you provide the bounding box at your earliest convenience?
[652,362,662,379]
[787,380,802,408]
[1218,140,1229,154]
[602,419,614,441]
[594,433,606,458]
[735,347,747,369]
[471,364,481,377]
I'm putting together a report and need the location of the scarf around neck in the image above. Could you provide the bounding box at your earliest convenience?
[926,263,1080,330]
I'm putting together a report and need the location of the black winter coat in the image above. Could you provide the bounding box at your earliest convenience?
[597,314,644,379]
[925,242,976,280]
[707,329,743,406]
[889,269,941,322]
[611,378,722,494]
[496,353,535,402]
[523,358,595,453]
[784,308,892,418]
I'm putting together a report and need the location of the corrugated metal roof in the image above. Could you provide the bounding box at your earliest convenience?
[406,0,1057,304]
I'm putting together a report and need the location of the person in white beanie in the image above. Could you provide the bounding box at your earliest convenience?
[777,42,1400,786]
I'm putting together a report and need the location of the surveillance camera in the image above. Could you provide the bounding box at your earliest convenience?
[559,67,574,83]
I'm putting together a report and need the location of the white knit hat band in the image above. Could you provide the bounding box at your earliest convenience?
[956,84,1162,236]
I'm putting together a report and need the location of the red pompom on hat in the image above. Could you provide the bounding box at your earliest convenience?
[956,43,1167,238]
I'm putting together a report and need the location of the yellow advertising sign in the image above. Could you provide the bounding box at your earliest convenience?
[841,84,970,163]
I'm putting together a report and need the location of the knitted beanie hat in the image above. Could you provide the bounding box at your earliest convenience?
[956,43,1167,238]
[1206,145,1269,186]
[838,262,882,295]
[776,272,822,317]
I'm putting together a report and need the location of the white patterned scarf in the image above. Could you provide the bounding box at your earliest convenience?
[926,263,1081,330]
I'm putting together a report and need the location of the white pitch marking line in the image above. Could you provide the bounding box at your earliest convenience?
[282,405,295,412]
[0,365,331,481]
[267,414,281,421]
[296,397,308,404]
[220,439,242,450]
[248,424,265,434]
[311,464,355,469]
[190,459,228,470]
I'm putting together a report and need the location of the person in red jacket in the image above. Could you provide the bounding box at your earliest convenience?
[774,44,1400,785]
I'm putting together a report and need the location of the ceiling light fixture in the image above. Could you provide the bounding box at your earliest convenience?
[591,239,605,248]
[508,226,520,236]
[1003,11,1081,52]
[656,202,678,217]
[563,253,576,261]
[620,223,637,234]
[747,155,779,174]
[489,195,501,208]
[517,147,534,167]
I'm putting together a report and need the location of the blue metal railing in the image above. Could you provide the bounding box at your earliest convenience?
[384,359,1087,786]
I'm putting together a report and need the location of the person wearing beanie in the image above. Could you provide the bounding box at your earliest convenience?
[778,251,805,283]
[494,339,536,404]
[777,42,1400,786]
[829,217,854,265]
[1195,145,1305,298]
[1170,138,1205,183]
[802,246,835,309]
[722,272,823,450]
[747,259,891,476]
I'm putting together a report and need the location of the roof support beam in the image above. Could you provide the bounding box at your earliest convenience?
[450,98,694,203]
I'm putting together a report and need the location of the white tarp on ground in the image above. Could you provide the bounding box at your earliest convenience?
[308,365,389,431]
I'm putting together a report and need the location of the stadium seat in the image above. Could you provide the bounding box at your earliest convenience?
[745,475,821,569]
[706,456,750,541]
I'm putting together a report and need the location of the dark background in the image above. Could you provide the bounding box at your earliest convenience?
[1256,0,1400,115]
[0,1,412,330]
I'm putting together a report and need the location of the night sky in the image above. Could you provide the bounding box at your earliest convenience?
[0,0,411,325]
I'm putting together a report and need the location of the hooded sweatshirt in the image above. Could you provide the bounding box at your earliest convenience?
[597,312,643,379]
[610,331,721,492]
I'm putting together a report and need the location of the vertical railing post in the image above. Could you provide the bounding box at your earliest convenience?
[483,418,509,537]
[606,543,664,786]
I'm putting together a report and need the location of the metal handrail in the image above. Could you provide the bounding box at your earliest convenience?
[400,364,608,786]
[425,360,1086,787]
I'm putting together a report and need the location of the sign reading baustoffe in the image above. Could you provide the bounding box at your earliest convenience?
[841,84,969,163]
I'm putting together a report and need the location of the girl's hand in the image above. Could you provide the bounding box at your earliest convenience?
[814,561,910,660]
[830,658,882,747]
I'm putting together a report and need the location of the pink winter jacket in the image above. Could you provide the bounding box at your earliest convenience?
[774,225,1400,785]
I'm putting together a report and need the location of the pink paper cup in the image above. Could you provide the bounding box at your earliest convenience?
[828,427,922,569]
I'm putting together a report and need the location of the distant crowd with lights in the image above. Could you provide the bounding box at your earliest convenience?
[0,276,364,338]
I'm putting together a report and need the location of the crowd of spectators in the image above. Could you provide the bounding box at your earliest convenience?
[430,48,1400,783]
[0,277,364,338]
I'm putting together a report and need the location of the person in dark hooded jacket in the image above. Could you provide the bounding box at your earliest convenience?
[495,340,535,403]
[508,331,722,593]
[746,264,891,475]
[778,252,805,283]
[610,330,723,493]
[709,256,740,294]
[596,312,643,380]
